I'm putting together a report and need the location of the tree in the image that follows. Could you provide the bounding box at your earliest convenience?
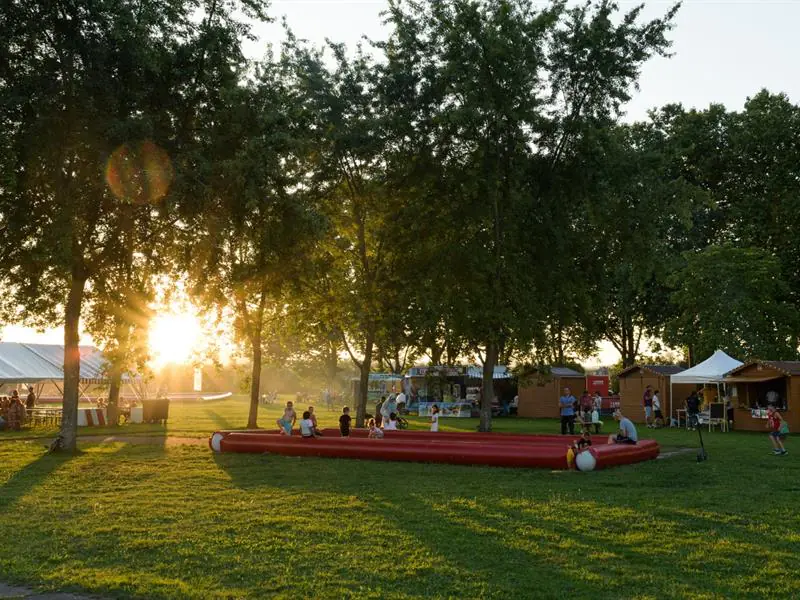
[381,0,680,430]
[0,0,267,450]
[582,122,697,366]
[186,58,322,429]
[665,245,800,361]
[289,43,408,427]
[724,91,800,304]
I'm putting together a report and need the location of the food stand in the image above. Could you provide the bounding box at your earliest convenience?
[406,365,515,417]
[723,361,800,432]
[350,373,404,404]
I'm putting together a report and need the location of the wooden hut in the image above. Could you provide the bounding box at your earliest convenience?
[517,367,585,418]
[618,365,695,423]
[724,361,800,432]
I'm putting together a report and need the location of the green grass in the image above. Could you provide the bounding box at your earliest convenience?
[1,396,799,599]
[3,395,613,439]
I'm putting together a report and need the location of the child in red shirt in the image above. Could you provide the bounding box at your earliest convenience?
[767,405,788,456]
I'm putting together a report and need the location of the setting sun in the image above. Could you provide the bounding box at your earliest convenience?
[148,313,202,367]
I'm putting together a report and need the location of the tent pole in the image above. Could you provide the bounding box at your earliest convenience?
[670,380,674,427]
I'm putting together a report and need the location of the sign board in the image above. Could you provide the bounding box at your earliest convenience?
[193,368,202,392]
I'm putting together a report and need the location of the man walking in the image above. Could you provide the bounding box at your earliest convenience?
[559,387,577,435]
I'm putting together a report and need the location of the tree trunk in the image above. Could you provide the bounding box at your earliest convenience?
[355,330,375,428]
[479,340,499,432]
[429,343,443,366]
[106,361,123,427]
[247,330,262,429]
[60,274,86,452]
[325,340,338,395]
[556,327,565,365]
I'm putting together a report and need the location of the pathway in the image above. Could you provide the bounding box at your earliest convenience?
[0,582,100,600]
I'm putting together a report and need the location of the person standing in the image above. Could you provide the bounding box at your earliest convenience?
[580,389,592,417]
[381,394,396,426]
[559,387,577,435]
[375,396,385,428]
[395,390,407,413]
[652,391,663,428]
[339,406,352,437]
[766,405,788,456]
[643,385,654,428]
[430,404,440,432]
[25,387,36,410]
[686,391,700,431]
[7,395,25,431]
[592,391,603,413]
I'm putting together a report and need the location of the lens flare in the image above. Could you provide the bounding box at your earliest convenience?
[105,140,173,203]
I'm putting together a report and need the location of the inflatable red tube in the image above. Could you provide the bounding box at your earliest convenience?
[209,430,659,470]
[214,428,601,444]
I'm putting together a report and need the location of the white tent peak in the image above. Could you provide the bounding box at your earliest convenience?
[671,350,744,384]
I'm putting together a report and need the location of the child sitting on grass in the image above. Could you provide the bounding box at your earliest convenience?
[339,406,352,437]
[276,401,296,436]
[300,411,320,439]
[767,405,789,456]
[383,412,398,431]
[368,418,384,439]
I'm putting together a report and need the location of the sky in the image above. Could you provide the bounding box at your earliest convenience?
[4,0,799,367]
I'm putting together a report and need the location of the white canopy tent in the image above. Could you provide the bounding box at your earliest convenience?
[669,350,744,420]
[0,342,109,385]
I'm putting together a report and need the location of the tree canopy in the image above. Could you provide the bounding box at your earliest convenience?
[3,0,800,440]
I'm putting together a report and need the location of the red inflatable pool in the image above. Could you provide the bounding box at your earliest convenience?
[209,429,659,471]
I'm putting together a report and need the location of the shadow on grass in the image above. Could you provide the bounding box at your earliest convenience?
[210,450,800,599]
[0,447,77,509]
[204,409,238,431]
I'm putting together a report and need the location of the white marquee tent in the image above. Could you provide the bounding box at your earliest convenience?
[669,350,744,418]
[0,342,109,385]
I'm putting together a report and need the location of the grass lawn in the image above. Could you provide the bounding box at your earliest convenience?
[1,396,799,599]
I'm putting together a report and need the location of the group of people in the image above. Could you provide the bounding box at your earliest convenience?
[641,385,664,428]
[558,387,604,435]
[276,401,324,438]
[365,402,436,438]
[0,388,36,431]
[374,391,407,427]
[275,398,438,439]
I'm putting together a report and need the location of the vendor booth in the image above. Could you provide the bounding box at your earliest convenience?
[669,350,743,426]
[723,361,800,432]
[350,373,404,404]
[517,367,586,418]
[406,365,515,417]
[618,365,694,424]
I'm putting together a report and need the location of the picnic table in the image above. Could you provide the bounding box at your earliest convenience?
[26,407,62,426]
[577,418,603,434]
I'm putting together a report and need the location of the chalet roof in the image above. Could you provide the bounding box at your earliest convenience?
[726,360,800,377]
[550,367,584,378]
[618,364,684,378]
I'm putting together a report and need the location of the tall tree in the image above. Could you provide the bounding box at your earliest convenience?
[0,0,267,450]
[289,43,407,427]
[583,122,696,366]
[382,0,679,430]
[187,58,322,429]
[665,245,799,360]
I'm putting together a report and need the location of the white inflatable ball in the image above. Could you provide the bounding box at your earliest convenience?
[575,449,597,472]
[210,432,225,453]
